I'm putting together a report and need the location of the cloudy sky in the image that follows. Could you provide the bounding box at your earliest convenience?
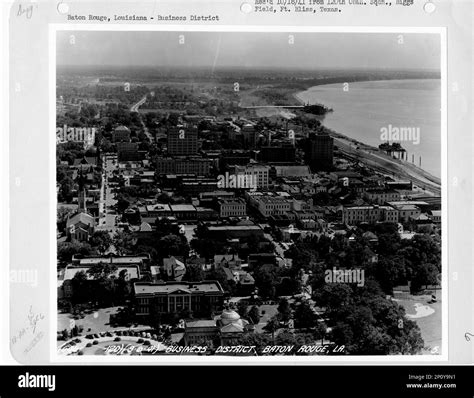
[57,31,441,70]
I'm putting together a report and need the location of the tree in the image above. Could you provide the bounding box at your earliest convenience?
[155,217,179,237]
[57,241,92,263]
[411,263,439,292]
[277,298,292,323]
[70,270,89,304]
[314,283,354,318]
[57,206,74,231]
[90,231,113,254]
[313,321,328,345]
[115,269,131,303]
[206,267,234,295]
[156,192,172,204]
[59,176,75,203]
[179,307,193,320]
[87,262,118,280]
[253,264,280,299]
[373,255,406,294]
[325,284,424,355]
[248,306,261,325]
[236,333,271,355]
[293,301,316,329]
[87,262,118,306]
[116,196,130,213]
[158,234,189,258]
[113,231,135,255]
[264,316,280,344]
[237,301,249,319]
[184,264,204,282]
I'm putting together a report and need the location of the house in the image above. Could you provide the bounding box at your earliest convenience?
[222,267,255,295]
[214,254,242,270]
[65,212,95,242]
[163,256,186,281]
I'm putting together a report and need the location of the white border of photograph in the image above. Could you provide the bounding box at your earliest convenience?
[49,24,448,364]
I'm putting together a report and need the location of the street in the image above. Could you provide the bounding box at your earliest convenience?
[97,155,119,233]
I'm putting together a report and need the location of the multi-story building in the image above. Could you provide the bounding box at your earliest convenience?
[138,203,172,219]
[113,125,131,143]
[231,164,270,190]
[59,264,140,300]
[206,223,264,240]
[117,142,145,162]
[219,198,247,218]
[156,157,212,176]
[180,177,218,196]
[199,190,235,206]
[305,132,334,171]
[169,204,197,221]
[364,189,401,205]
[241,124,257,149]
[167,126,198,155]
[389,203,422,223]
[134,281,224,316]
[259,145,296,163]
[342,205,399,225]
[253,195,292,218]
[184,320,219,346]
[220,151,253,171]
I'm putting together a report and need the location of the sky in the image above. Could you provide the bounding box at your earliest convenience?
[57,31,441,70]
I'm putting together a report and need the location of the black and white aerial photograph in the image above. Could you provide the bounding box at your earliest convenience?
[55,30,443,358]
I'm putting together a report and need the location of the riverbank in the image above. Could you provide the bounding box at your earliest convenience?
[332,133,441,196]
[292,81,441,195]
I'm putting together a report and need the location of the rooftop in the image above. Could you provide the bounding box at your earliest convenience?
[63,265,139,281]
[134,281,224,295]
[170,204,197,212]
[185,320,217,328]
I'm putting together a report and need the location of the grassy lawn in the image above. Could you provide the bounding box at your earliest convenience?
[395,293,442,355]
[254,304,278,333]
[58,306,149,335]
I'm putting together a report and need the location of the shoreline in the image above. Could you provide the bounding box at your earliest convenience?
[291,81,441,195]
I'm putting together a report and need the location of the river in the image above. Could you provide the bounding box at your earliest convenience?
[295,79,441,178]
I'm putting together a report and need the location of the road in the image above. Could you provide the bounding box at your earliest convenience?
[130,95,147,112]
[97,155,119,233]
[130,95,154,143]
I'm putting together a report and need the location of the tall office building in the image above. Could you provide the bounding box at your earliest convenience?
[241,124,258,149]
[259,145,296,163]
[167,126,198,155]
[305,133,334,171]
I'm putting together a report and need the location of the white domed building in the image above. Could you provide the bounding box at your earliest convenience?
[184,308,255,347]
[217,309,253,345]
